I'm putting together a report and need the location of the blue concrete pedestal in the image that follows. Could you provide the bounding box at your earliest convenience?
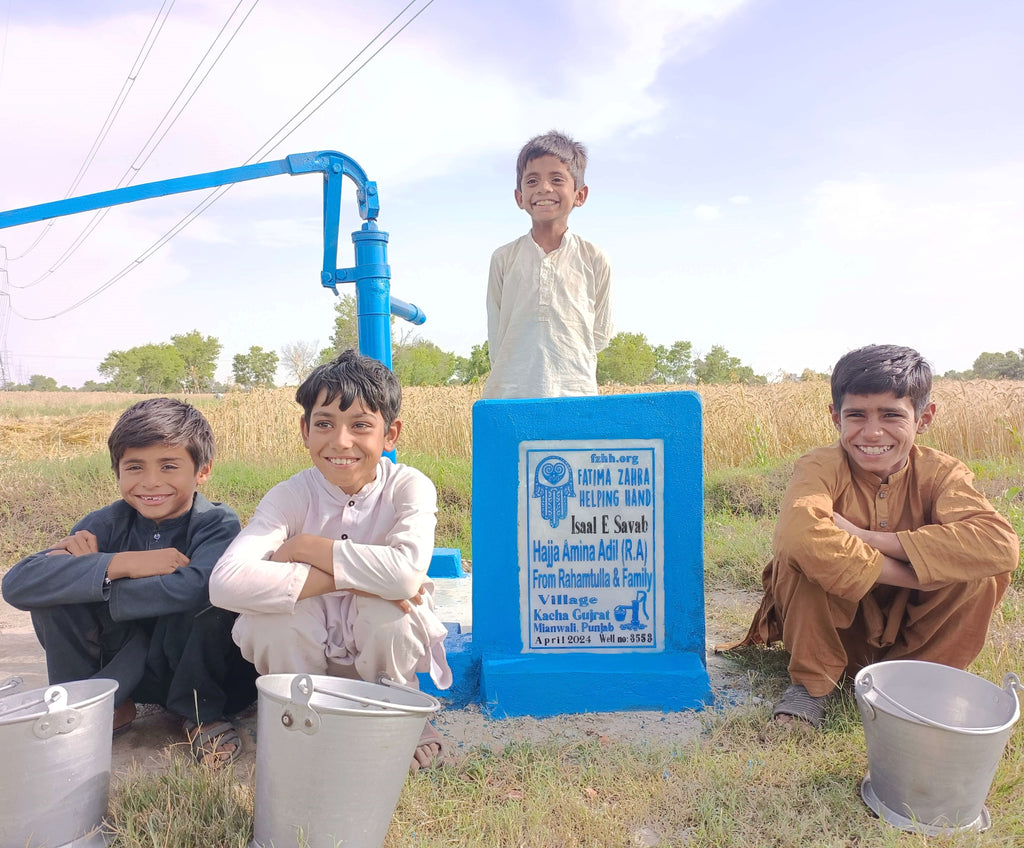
[481,652,710,718]
[471,392,711,717]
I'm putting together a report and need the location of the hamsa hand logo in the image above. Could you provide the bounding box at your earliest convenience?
[533,456,574,528]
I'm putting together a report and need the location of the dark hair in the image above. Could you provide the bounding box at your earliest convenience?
[108,398,215,474]
[295,349,401,427]
[516,130,588,190]
[830,344,933,417]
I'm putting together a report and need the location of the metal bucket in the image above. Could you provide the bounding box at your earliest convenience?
[250,673,440,848]
[854,660,1022,835]
[0,676,117,848]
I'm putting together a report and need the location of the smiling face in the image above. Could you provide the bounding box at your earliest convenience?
[515,154,588,227]
[301,390,401,494]
[830,391,935,481]
[116,444,210,523]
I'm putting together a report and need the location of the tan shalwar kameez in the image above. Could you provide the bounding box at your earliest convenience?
[740,443,1019,697]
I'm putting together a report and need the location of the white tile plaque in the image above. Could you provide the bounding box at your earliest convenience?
[518,440,665,653]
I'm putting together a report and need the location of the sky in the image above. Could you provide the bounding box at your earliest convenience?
[1,0,1022,388]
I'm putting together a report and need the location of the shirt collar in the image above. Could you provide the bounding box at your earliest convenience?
[529,229,573,254]
[131,498,194,533]
[313,458,386,503]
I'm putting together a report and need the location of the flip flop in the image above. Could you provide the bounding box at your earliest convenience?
[183,718,242,768]
[773,684,831,728]
[409,720,446,773]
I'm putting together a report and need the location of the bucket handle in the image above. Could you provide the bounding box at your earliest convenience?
[859,671,1021,734]
[0,679,60,720]
[307,675,438,715]
[0,676,23,698]
[287,672,437,715]
[279,673,438,734]
[1006,672,1022,697]
[281,674,323,735]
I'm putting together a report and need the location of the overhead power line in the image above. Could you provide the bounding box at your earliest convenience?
[8,0,257,290]
[9,0,437,322]
[7,0,177,262]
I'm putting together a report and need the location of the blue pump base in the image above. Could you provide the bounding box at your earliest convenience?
[479,651,711,718]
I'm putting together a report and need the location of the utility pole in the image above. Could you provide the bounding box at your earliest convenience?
[0,246,11,389]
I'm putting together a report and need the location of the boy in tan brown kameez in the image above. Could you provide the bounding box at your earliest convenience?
[734,344,1019,727]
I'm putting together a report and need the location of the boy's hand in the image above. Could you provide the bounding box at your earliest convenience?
[876,556,953,592]
[348,584,427,613]
[46,530,99,557]
[108,549,190,580]
[834,511,909,561]
[271,534,334,571]
[279,534,429,612]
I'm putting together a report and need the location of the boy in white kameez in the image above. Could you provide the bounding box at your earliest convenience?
[483,130,613,399]
[210,350,451,770]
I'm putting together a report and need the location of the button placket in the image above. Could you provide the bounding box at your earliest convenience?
[876,485,890,531]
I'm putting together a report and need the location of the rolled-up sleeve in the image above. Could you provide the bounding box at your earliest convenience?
[209,484,312,615]
[772,452,884,602]
[898,464,1019,585]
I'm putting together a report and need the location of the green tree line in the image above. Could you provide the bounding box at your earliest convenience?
[942,349,1024,381]
[10,296,1021,391]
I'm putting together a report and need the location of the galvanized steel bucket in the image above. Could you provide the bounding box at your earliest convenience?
[0,676,117,848]
[250,673,441,848]
[854,660,1022,835]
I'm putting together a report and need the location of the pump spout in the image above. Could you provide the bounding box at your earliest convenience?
[390,297,426,325]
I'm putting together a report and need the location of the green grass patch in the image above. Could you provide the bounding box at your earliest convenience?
[703,461,791,591]
[704,512,773,590]
[104,659,1024,848]
[204,459,308,525]
[704,461,794,518]
[0,453,119,565]
[106,751,254,847]
[401,451,473,559]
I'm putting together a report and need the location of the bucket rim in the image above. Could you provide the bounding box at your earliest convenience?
[0,677,118,726]
[854,661,1021,735]
[256,673,441,717]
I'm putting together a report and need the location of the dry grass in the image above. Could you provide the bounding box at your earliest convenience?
[607,380,1024,469]
[4,380,1022,471]
[203,390,308,466]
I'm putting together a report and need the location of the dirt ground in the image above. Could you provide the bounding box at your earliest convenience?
[0,587,762,778]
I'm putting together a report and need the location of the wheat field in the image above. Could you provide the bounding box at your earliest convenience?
[2,380,1022,471]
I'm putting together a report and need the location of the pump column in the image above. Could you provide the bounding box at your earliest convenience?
[352,221,392,369]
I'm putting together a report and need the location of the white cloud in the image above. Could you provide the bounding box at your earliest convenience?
[694,204,721,220]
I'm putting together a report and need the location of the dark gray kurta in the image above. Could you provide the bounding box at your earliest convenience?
[2,494,256,721]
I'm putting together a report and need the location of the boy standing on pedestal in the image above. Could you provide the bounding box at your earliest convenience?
[483,130,613,399]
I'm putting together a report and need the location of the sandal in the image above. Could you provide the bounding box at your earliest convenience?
[183,718,242,768]
[112,699,136,738]
[773,684,831,728]
[409,720,446,773]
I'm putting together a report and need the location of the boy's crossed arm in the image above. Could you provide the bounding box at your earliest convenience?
[273,533,424,612]
[832,512,952,591]
[48,529,189,579]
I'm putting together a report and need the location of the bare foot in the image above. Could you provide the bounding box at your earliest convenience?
[409,720,446,773]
